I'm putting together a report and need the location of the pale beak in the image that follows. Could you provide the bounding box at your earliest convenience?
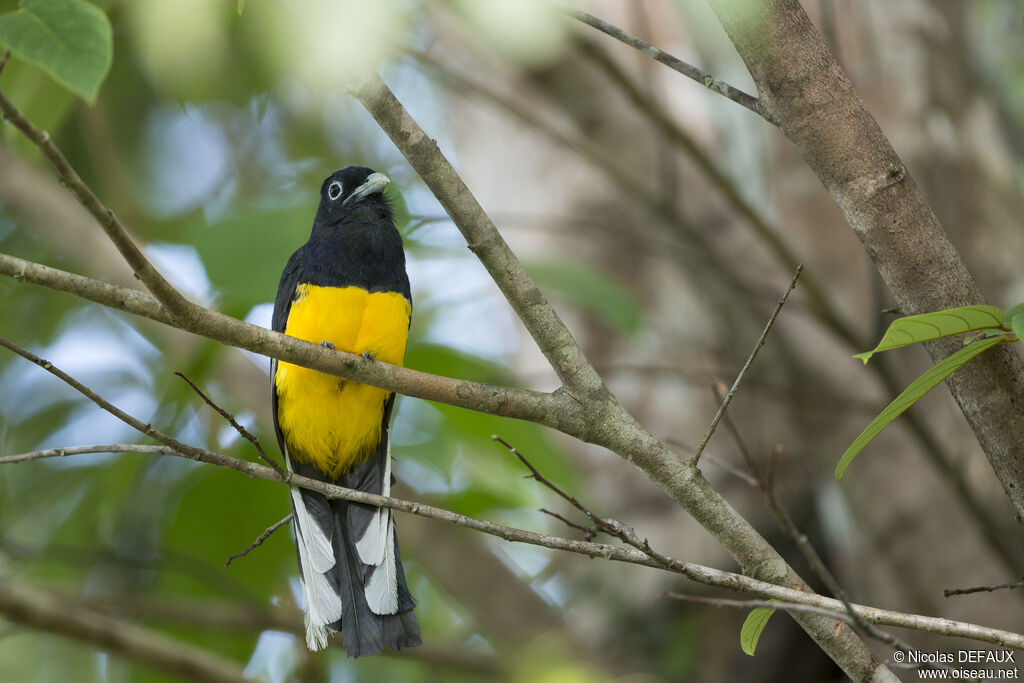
[344,172,390,204]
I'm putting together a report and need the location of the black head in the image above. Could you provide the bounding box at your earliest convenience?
[314,166,392,226]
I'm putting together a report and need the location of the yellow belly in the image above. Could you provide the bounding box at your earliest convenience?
[275,284,411,478]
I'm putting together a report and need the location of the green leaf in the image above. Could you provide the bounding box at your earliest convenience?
[526,261,643,334]
[185,204,312,317]
[836,336,1007,479]
[740,606,777,656]
[1005,303,1024,342]
[853,305,1004,364]
[0,0,112,102]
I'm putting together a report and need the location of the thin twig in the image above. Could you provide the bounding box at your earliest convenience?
[490,433,1023,650]
[225,514,293,567]
[409,48,771,325]
[697,451,762,488]
[575,37,858,343]
[693,266,802,462]
[538,508,597,541]
[0,444,176,465]
[719,415,932,664]
[0,335,280,483]
[761,472,929,662]
[0,88,195,319]
[558,6,766,120]
[0,340,1019,649]
[665,592,860,625]
[519,419,938,668]
[570,22,1023,575]
[667,592,945,673]
[492,435,596,520]
[0,50,10,77]
[173,371,285,475]
[945,580,1024,598]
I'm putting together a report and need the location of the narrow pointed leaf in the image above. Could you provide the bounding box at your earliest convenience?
[0,0,113,103]
[853,305,1004,364]
[837,336,1006,479]
[740,606,777,656]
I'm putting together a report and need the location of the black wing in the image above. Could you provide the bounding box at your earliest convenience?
[271,245,305,450]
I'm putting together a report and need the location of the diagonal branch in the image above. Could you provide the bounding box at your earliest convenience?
[224,513,293,567]
[2,340,1021,649]
[0,88,196,321]
[0,252,568,431]
[0,580,252,683]
[351,73,604,396]
[694,266,801,461]
[559,6,767,120]
[699,0,1024,519]
[571,13,1024,572]
[174,371,285,475]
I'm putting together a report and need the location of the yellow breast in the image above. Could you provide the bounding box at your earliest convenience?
[275,284,411,478]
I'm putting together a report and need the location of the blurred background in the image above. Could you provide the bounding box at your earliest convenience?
[1,1,1023,681]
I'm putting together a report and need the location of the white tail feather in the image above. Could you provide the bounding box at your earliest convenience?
[285,446,342,650]
[364,510,398,615]
[355,442,391,565]
[292,506,342,649]
[290,487,335,573]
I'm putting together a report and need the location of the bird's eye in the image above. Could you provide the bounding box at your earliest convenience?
[328,181,343,200]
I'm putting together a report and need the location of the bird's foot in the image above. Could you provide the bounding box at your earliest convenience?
[361,351,375,362]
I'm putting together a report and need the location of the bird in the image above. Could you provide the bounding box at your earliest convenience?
[271,166,421,657]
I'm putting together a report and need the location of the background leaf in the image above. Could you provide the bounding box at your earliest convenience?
[836,335,1007,478]
[0,0,112,102]
[526,261,643,334]
[853,305,1004,363]
[740,606,776,656]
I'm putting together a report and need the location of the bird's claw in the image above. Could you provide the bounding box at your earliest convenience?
[318,341,335,374]
[361,351,375,362]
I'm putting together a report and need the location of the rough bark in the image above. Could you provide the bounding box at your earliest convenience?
[707,0,1024,519]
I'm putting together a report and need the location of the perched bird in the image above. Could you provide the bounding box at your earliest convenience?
[271,166,421,656]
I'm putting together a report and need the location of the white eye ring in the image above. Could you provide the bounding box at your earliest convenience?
[328,181,343,200]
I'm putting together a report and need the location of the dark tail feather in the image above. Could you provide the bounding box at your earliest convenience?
[329,499,421,658]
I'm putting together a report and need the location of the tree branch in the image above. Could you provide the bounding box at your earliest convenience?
[701,0,1024,519]
[0,580,253,683]
[65,592,504,676]
[559,6,767,120]
[2,342,1020,650]
[224,514,293,567]
[0,54,998,677]
[0,252,568,430]
[945,580,1024,598]
[420,37,1024,572]
[694,266,801,462]
[350,72,604,396]
[0,88,196,321]
[574,37,857,345]
[174,371,285,475]
[0,443,177,465]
